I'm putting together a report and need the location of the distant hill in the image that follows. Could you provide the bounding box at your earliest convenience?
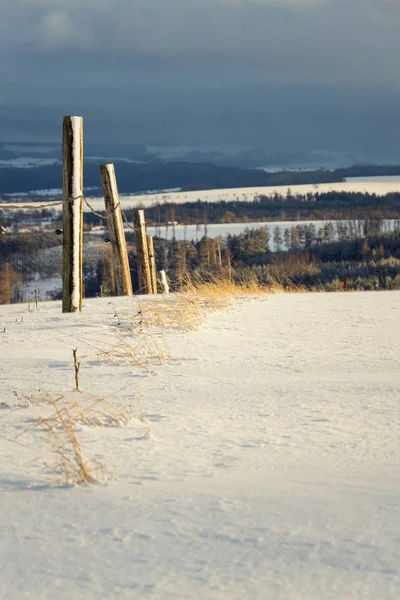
[2,158,400,197]
[0,160,339,196]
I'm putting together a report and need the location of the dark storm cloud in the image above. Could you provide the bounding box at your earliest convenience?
[1,1,400,150]
[1,0,399,84]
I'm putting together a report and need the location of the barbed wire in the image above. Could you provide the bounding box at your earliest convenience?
[83,196,139,231]
[0,200,63,210]
[81,196,107,220]
[0,195,89,211]
[121,207,136,231]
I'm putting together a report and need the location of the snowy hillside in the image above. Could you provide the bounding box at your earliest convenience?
[0,291,399,599]
[2,175,400,212]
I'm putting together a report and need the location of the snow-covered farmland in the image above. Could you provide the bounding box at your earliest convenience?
[85,177,400,210]
[0,291,399,599]
[2,175,400,213]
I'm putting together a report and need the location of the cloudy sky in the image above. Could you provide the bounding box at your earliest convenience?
[1,0,400,156]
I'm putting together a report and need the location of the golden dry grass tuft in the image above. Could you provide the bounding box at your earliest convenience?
[32,390,148,486]
[107,272,306,340]
[263,275,310,294]
[180,273,268,309]
[37,396,106,486]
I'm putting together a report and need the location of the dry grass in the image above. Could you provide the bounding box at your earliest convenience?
[30,390,148,486]
[264,276,310,294]
[106,273,306,340]
[92,324,173,371]
[114,295,204,333]
[180,274,267,309]
[37,396,106,486]
[17,271,306,486]
[66,275,305,377]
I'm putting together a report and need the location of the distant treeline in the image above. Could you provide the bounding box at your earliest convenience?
[85,220,400,296]
[2,192,400,235]
[160,224,400,293]
[1,217,400,303]
[84,191,400,227]
[246,230,400,292]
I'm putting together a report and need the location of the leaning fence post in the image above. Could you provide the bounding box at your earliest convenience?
[62,116,83,313]
[100,163,133,296]
[133,210,152,294]
[146,235,158,294]
[159,270,170,294]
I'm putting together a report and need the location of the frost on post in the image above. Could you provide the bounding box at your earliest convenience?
[62,116,83,313]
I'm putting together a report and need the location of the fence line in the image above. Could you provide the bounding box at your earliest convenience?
[1,116,162,307]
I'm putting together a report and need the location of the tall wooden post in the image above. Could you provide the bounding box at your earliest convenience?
[147,235,158,294]
[100,163,133,296]
[133,210,152,294]
[62,116,83,313]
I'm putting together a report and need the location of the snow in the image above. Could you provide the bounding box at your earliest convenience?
[25,275,62,299]
[0,291,399,599]
[81,179,400,211]
[0,158,60,169]
[2,176,400,212]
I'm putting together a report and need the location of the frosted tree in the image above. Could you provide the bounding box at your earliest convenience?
[273,226,283,252]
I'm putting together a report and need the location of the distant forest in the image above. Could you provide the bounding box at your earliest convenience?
[115,191,400,225]
[1,216,399,303]
[2,190,400,232]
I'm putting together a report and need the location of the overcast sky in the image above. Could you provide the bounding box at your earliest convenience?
[1,0,400,155]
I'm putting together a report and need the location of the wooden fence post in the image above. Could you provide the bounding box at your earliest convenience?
[100,163,133,296]
[227,250,233,282]
[133,210,152,294]
[159,270,170,294]
[62,116,83,313]
[216,239,223,271]
[147,235,158,294]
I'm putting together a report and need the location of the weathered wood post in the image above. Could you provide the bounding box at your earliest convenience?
[159,270,170,294]
[133,210,152,294]
[100,163,133,296]
[62,116,83,313]
[146,235,158,294]
[216,239,223,272]
[227,250,233,282]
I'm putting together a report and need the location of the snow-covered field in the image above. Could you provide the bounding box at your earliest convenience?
[0,158,60,169]
[0,291,399,599]
[2,175,400,212]
[82,177,400,210]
